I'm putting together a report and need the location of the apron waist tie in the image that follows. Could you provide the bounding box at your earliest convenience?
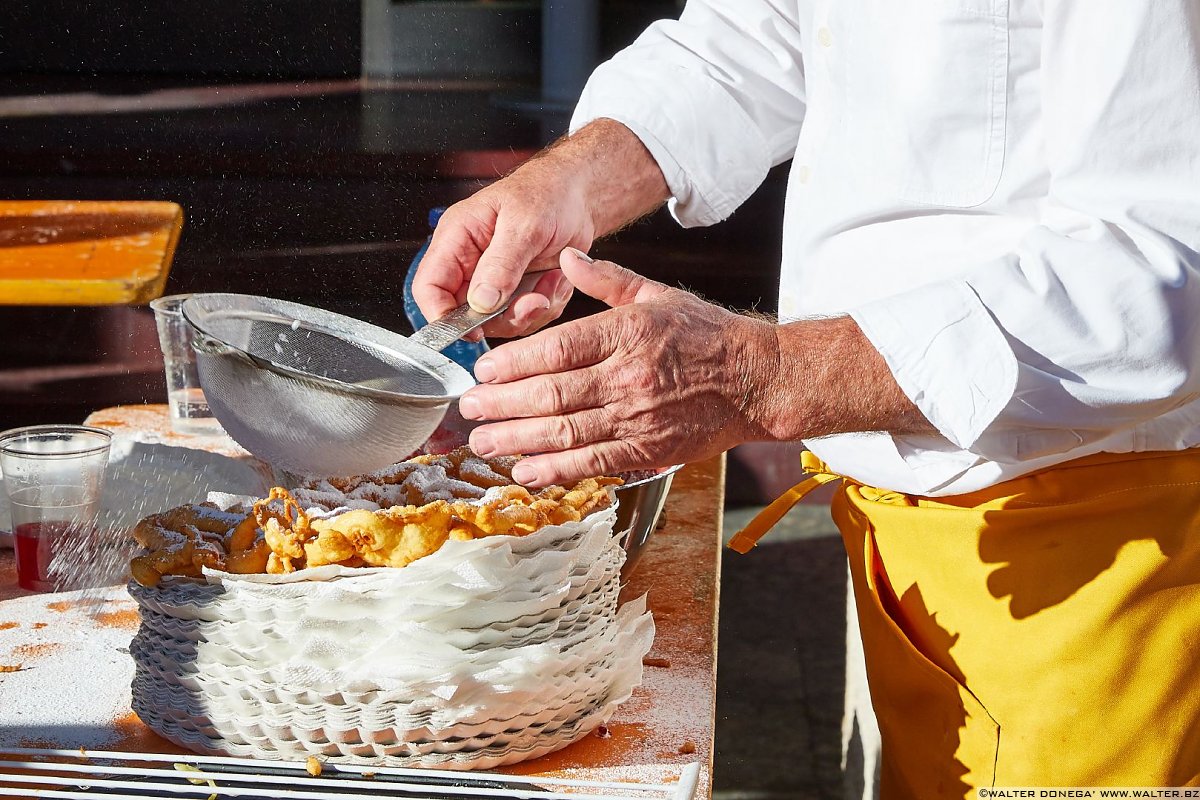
[727,451,843,554]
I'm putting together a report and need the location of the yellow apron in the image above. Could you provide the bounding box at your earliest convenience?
[730,449,1200,798]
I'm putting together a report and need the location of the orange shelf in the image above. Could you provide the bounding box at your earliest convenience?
[0,200,183,305]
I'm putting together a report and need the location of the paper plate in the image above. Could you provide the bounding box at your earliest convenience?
[128,556,622,677]
[133,701,616,771]
[132,663,637,770]
[129,596,650,705]
[132,661,629,745]
[131,607,651,768]
[128,502,654,768]
[134,575,622,673]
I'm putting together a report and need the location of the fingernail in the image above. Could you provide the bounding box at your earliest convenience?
[512,463,538,485]
[568,247,594,264]
[459,394,483,419]
[474,358,497,383]
[471,430,495,456]
[469,284,502,312]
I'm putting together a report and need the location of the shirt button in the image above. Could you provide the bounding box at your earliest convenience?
[797,165,811,184]
[817,27,833,47]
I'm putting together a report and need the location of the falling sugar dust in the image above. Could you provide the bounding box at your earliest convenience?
[43,434,275,605]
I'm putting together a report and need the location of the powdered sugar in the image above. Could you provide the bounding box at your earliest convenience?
[287,460,528,519]
[343,480,410,507]
[457,457,515,487]
[400,464,486,502]
[206,492,255,513]
[0,586,139,750]
[188,505,248,529]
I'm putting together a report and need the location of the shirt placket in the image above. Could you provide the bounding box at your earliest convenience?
[780,0,840,320]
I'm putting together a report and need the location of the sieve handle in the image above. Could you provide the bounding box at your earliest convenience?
[410,272,546,353]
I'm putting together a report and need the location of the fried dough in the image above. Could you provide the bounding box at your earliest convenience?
[129,447,621,585]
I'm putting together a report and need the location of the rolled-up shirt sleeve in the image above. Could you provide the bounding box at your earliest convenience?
[570,0,807,228]
[850,0,1200,466]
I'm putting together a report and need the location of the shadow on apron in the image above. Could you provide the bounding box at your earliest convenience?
[837,489,999,800]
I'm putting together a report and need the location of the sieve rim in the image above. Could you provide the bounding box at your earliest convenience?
[181,294,474,407]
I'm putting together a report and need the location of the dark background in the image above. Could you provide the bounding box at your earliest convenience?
[0,1,788,473]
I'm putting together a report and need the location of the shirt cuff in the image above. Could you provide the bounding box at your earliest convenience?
[570,58,771,228]
[848,280,1018,451]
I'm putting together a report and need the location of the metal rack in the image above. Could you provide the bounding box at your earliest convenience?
[0,748,700,800]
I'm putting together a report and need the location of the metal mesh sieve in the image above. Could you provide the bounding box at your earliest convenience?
[181,293,477,477]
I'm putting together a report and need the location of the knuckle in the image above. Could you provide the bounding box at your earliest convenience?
[541,334,573,373]
[525,213,551,238]
[479,252,525,281]
[625,310,658,340]
[571,449,607,481]
[440,201,486,235]
[410,283,436,307]
[543,378,570,413]
[519,212,556,242]
[621,439,651,464]
[545,415,578,450]
[620,363,659,394]
[590,447,631,478]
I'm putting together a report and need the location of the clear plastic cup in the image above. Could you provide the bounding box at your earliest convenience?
[150,294,224,436]
[0,425,112,592]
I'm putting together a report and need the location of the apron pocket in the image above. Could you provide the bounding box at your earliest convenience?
[851,526,1000,799]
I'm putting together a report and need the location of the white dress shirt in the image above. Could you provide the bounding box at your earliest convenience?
[570,0,1200,495]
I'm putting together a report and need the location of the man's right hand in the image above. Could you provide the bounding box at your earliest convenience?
[412,119,671,340]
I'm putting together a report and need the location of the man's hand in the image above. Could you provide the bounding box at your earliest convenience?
[458,249,934,487]
[459,248,784,486]
[413,119,670,340]
[414,162,591,341]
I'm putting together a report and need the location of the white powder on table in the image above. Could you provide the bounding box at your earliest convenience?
[0,586,137,749]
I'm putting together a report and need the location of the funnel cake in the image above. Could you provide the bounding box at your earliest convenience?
[130,447,621,586]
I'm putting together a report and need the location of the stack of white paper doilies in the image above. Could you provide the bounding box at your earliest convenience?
[127,504,654,769]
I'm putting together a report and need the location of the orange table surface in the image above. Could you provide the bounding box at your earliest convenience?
[0,200,182,305]
[0,405,722,795]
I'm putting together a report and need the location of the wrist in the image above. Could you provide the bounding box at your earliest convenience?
[551,119,670,237]
[742,316,934,443]
[728,314,799,444]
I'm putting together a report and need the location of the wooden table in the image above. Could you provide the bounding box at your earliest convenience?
[0,405,723,796]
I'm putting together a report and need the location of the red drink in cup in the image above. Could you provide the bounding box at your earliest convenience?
[1,426,111,593]
[12,521,93,592]
[14,522,64,591]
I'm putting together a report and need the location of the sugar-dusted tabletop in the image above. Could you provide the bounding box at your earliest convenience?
[0,404,723,796]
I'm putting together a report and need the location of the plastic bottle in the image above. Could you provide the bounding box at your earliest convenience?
[402,207,490,371]
[403,207,488,453]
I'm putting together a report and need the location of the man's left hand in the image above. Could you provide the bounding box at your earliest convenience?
[459,247,782,487]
